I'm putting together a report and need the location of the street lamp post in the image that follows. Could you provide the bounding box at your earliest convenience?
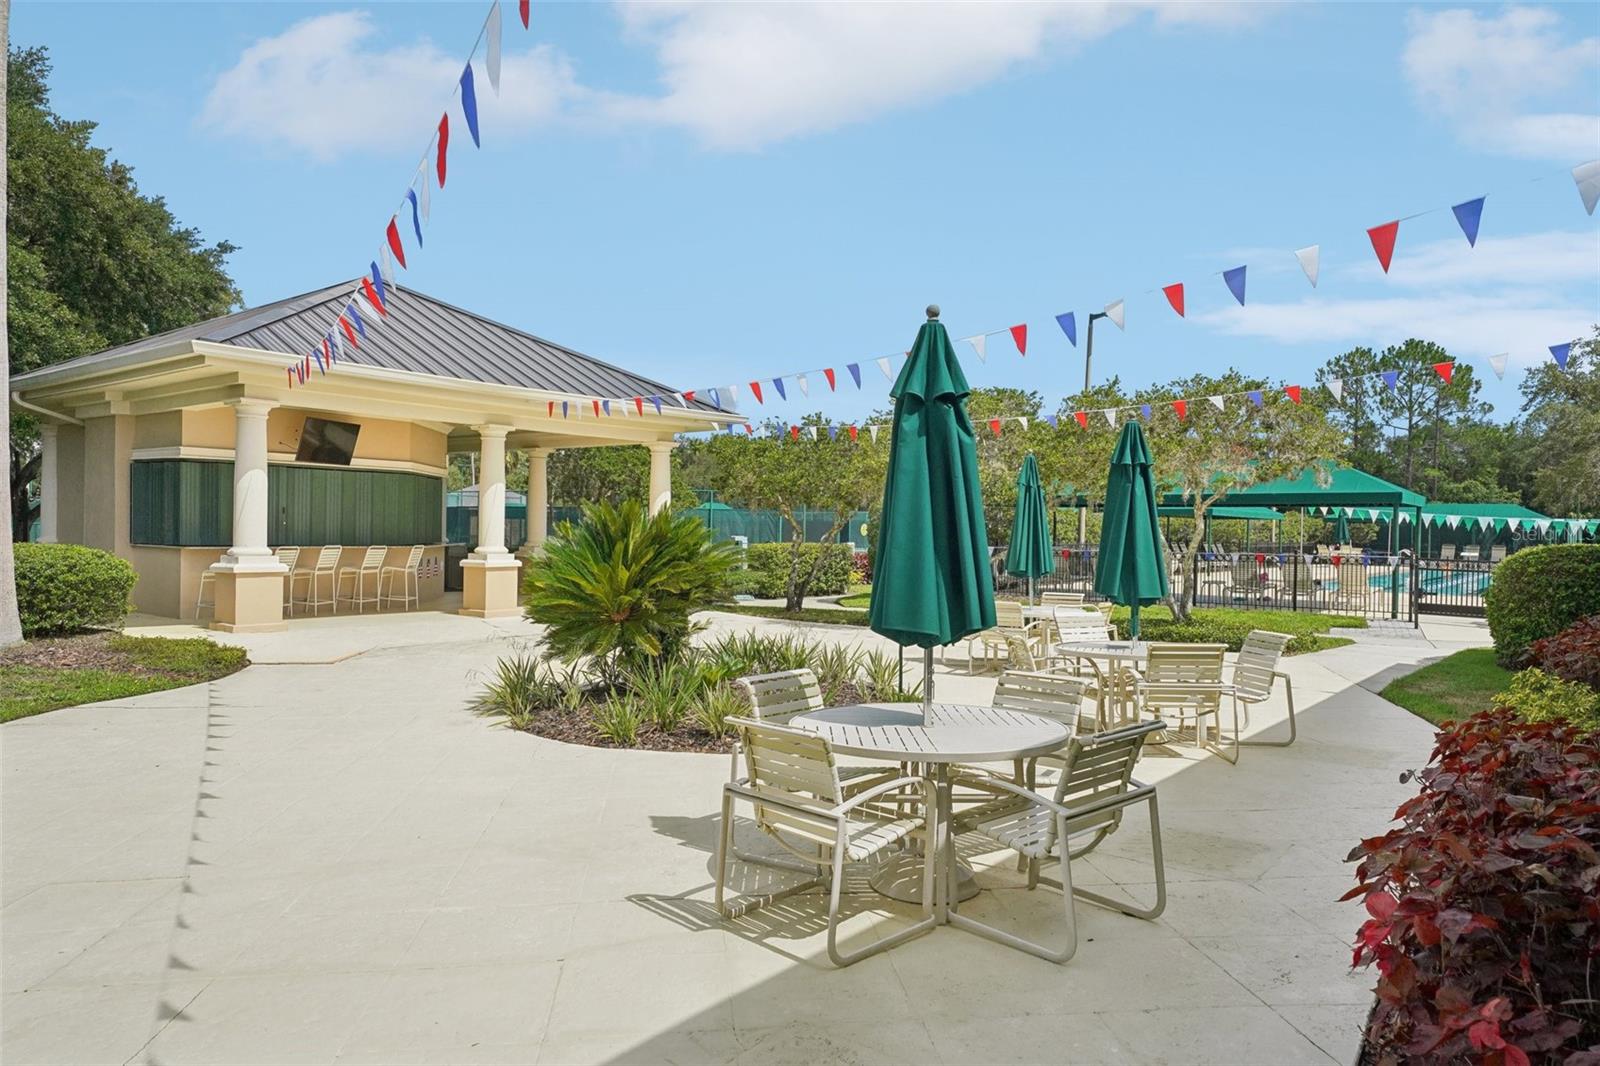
[1078,310,1109,545]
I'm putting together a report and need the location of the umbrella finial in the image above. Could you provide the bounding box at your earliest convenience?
[926,304,940,320]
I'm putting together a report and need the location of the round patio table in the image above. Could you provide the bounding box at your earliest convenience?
[790,703,1069,917]
[1053,640,1151,727]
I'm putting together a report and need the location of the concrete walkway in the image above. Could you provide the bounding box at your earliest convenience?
[1,613,1489,1065]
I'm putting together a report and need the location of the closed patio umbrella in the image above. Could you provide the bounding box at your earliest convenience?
[1094,420,1169,638]
[1333,511,1351,545]
[1005,454,1053,604]
[870,306,994,722]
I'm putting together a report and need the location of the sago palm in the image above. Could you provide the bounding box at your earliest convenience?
[523,499,737,687]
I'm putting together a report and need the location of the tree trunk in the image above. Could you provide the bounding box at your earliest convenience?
[0,0,23,649]
[1168,503,1210,623]
[783,516,805,612]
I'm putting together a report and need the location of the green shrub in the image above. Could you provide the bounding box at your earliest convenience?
[744,542,855,599]
[1484,544,1600,667]
[15,544,137,636]
[473,654,560,728]
[1494,667,1600,733]
[592,696,644,746]
[1108,605,1361,654]
[693,685,746,738]
[725,569,763,597]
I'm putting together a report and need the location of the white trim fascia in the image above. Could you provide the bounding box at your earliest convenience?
[12,339,202,389]
[130,444,447,477]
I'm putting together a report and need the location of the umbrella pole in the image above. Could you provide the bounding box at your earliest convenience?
[922,646,934,726]
[1130,602,1141,639]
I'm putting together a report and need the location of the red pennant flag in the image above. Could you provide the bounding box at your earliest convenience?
[1432,361,1454,383]
[519,0,529,28]
[1284,384,1302,404]
[339,317,358,347]
[749,381,763,404]
[1009,324,1027,356]
[386,218,407,268]
[989,418,1002,437]
[592,400,601,417]
[436,115,449,188]
[848,425,858,442]
[1162,283,1185,317]
[743,423,753,435]
[790,425,800,440]
[1173,399,1188,420]
[634,396,644,415]
[823,368,837,391]
[1367,220,1399,273]
[1070,411,1086,429]
[322,337,333,366]
[682,390,695,405]
[361,276,387,314]
[304,353,311,378]
[1332,554,1341,567]
[547,401,554,418]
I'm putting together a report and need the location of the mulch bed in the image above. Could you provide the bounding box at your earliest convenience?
[0,632,168,676]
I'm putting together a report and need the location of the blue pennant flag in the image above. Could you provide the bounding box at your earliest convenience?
[346,302,366,339]
[846,363,861,388]
[1381,370,1400,391]
[709,387,721,408]
[1452,197,1485,247]
[460,64,481,147]
[1044,414,1058,429]
[1550,342,1571,369]
[828,425,838,441]
[1223,266,1247,306]
[650,395,663,414]
[406,188,423,247]
[1140,403,1152,420]
[1055,312,1077,347]
[1247,390,1263,407]
[370,262,387,307]
[602,400,611,416]
[561,401,569,418]
[311,346,325,373]
[772,378,786,400]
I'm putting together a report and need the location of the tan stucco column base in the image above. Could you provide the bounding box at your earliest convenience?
[460,557,524,619]
[210,565,289,633]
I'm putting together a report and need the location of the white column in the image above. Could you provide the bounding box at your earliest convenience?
[647,441,675,515]
[219,399,279,570]
[526,446,551,550]
[472,425,513,560]
[37,423,60,543]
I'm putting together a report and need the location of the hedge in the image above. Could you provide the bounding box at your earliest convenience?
[743,542,855,599]
[15,543,138,637]
[1484,544,1600,667]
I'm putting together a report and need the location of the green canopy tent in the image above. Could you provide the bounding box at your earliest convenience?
[1005,454,1054,604]
[1375,502,1551,559]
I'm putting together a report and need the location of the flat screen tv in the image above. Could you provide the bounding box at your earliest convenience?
[295,417,361,465]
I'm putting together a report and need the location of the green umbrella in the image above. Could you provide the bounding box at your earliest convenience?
[1005,453,1053,604]
[870,306,994,720]
[1094,421,1169,638]
[1333,511,1351,544]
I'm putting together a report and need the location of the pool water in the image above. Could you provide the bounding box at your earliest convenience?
[1363,569,1492,596]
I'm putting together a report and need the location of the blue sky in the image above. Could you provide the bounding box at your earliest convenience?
[14,2,1600,423]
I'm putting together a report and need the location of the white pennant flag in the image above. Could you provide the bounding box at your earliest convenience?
[868,425,880,443]
[1573,160,1600,215]
[726,383,739,403]
[420,169,431,223]
[1207,395,1225,412]
[1103,408,1117,427]
[486,1,503,93]
[796,373,809,397]
[378,246,396,286]
[807,426,818,441]
[1446,515,1459,529]
[876,357,893,381]
[1397,512,1409,525]
[1105,299,1125,330]
[1326,377,1343,402]
[1488,353,1509,379]
[1536,519,1551,535]
[1343,506,1355,517]
[673,392,687,407]
[1016,417,1029,431]
[1294,245,1321,287]
[966,335,987,362]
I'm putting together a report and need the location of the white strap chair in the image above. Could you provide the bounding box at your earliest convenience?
[966,599,1046,674]
[1230,629,1297,747]
[948,719,1167,962]
[274,547,301,616]
[195,565,217,621]
[337,546,387,613]
[1134,643,1235,763]
[730,670,895,791]
[715,718,935,967]
[290,546,341,616]
[1039,591,1085,607]
[380,545,425,611]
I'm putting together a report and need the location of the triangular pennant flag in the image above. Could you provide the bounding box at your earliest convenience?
[346,302,366,339]
[966,335,987,362]
[827,425,837,440]
[1017,417,1029,431]
[459,64,481,147]
[1056,312,1077,347]
[601,399,611,416]
[365,267,387,313]
[790,425,801,441]
[419,167,430,223]
[1073,411,1088,430]
[1451,197,1484,247]
[1573,160,1600,215]
[742,423,753,435]
[1488,353,1508,379]
[771,378,786,400]
[1477,516,1492,532]
[591,399,601,417]
[1535,519,1550,535]
[1367,220,1399,273]
[339,315,359,348]
[1162,283,1185,317]
[1105,299,1125,330]
[747,381,763,404]
[1103,408,1117,427]
[519,0,530,29]
[436,114,449,187]
[1009,324,1027,356]
[406,187,424,248]
[707,388,719,408]
[386,218,408,268]
[989,418,1002,437]
[807,426,818,441]
[847,363,862,388]
[312,345,325,373]
[485,1,503,93]
[726,383,739,403]
[287,366,295,388]
[1207,395,1225,412]
[877,357,893,380]
[1247,390,1263,408]
[547,401,554,418]
[650,396,663,414]
[1431,361,1454,384]
[1172,399,1188,420]
[681,391,694,406]
[1381,370,1400,391]
[1325,377,1342,401]
[848,425,859,442]
[1550,342,1572,370]
[823,367,836,391]
[868,425,880,443]
[633,396,643,415]
[1284,384,1302,404]
[1445,515,1458,529]
[1222,265,1247,306]
[795,373,808,397]
[1140,403,1152,421]
[1294,245,1320,287]
[561,401,569,419]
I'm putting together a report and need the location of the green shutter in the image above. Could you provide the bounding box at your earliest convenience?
[130,460,231,546]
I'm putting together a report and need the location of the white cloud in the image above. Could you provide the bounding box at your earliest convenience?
[1403,6,1600,160]
[200,11,583,160]
[601,1,1259,149]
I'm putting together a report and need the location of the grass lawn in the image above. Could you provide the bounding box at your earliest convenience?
[1380,647,1511,727]
[1,634,248,723]
[837,591,871,609]
[707,604,871,627]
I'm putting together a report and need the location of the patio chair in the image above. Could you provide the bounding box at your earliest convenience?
[194,562,217,621]
[715,718,936,967]
[1439,543,1457,562]
[274,547,301,616]
[1230,630,1297,747]
[1039,591,1085,607]
[1273,559,1318,609]
[966,599,1045,674]
[991,671,1093,782]
[947,719,1167,963]
[1225,557,1268,602]
[1133,643,1235,763]
[1489,544,1507,563]
[730,670,897,791]
[1333,559,1367,613]
[290,545,341,616]
[336,546,387,613]
[380,545,425,611]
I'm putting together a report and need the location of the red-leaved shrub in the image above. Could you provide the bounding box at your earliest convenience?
[1347,708,1600,1065]
[1529,614,1600,692]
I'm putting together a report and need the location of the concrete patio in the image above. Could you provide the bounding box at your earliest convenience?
[1,612,1491,1065]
